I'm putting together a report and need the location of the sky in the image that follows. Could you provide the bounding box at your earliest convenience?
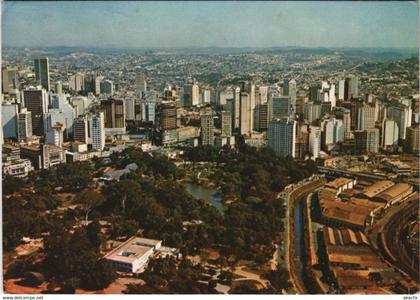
[2,1,419,49]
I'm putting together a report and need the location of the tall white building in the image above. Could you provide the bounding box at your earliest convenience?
[382,119,399,148]
[18,108,32,142]
[387,104,411,140]
[303,102,321,123]
[91,112,106,151]
[308,125,321,159]
[233,87,241,129]
[338,79,345,100]
[240,92,252,136]
[125,98,135,121]
[45,122,64,147]
[322,118,345,147]
[268,118,296,157]
[357,104,376,130]
[68,73,85,92]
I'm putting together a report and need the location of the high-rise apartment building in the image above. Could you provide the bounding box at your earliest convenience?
[382,119,399,148]
[221,111,232,137]
[240,92,252,136]
[268,118,296,157]
[2,66,9,94]
[354,128,379,154]
[357,104,376,130]
[17,108,33,142]
[201,113,214,146]
[101,99,125,133]
[68,73,85,92]
[406,126,420,153]
[135,73,147,97]
[91,112,106,151]
[73,116,89,143]
[308,125,321,159]
[160,102,177,130]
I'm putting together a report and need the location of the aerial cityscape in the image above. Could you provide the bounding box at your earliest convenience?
[1,1,419,296]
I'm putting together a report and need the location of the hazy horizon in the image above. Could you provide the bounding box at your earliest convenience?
[2,1,419,49]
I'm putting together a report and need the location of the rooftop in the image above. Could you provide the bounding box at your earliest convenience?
[104,236,161,263]
[360,180,395,198]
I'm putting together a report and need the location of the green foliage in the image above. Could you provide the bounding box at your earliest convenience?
[3,175,26,195]
[265,265,293,291]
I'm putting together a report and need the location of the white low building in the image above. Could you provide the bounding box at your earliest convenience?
[104,237,162,273]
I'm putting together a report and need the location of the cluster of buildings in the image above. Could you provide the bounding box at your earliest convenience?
[309,177,418,293]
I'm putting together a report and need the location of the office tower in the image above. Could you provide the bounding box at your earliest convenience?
[357,104,376,130]
[2,66,9,94]
[350,75,359,98]
[218,88,233,106]
[233,87,241,129]
[221,111,232,137]
[333,107,352,139]
[100,80,114,95]
[34,58,50,91]
[200,89,211,104]
[308,125,321,159]
[322,118,344,148]
[68,73,85,92]
[54,81,63,94]
[270,95,293,120]
[406,126,420,153]
[48,94,76,137]
[141,101,156,123]
[268,118,296,157]
[160,102,177,130]
[294,123,308,159]
[23,87,49,136]
[73,116,89,143]
[201,113,214,146]
[249,84,256,131]
[135,72,147,97]
[18,108,32,141]
[240,92,252,136]
[91,112,106,151]
[295,93,307,115]
[303,102,321,123]
[382,119,399,148]
[354,128,379,154]
[344,77,352,100]
[125,98,135,121]
[101,99,125,129]
[338,79,345,100]
[257,103,268,132]
[46,122,64,147]
[2,103,18,139]
[183,83,199,107]
[309,84,320,102]
[387,103,411,140]
[329,84,336,107]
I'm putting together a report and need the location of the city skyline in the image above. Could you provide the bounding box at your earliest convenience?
[2,1,419,49]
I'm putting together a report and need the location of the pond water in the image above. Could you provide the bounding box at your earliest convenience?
[185,182,224,213]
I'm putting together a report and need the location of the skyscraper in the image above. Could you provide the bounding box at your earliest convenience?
[221,111,232,137]
[17,108,33,142]
[233,86,241,129]
[387,103,411,140]
[101,99,125,134]
[270,95,293,120]
[201,113,214,146]
[284,79,297,112]
[34,58,50,91]
[68,73,85,92]
[354,129,379,154]
[73,116,89,143]
[382,119,399,148]
[268,118,296,157]
[308,125,321,159]
[406,126,420,153]
[338,79,345,100]
[100,80,114,95]
[2,103,18,139]
[357,104,376,130]
[160,102,177,130]
[240,92,252,136]
[23,87,49,136]
[91,112,106,151]
[125,98,136,121]
[184,83,199,107]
